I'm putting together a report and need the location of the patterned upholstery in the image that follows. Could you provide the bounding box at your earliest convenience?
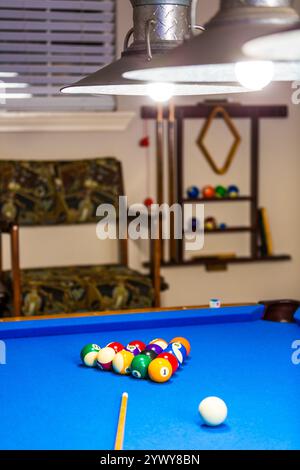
[0,158,156,317]
[3,265,154,317]
[0,158,122,226]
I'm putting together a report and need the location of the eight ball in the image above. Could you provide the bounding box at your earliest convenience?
[140,349,157,361]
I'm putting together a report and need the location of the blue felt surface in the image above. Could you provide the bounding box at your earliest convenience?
[0,306,299,450]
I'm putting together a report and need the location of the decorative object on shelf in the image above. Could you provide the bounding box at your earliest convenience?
[258,208,274,257]
[202,185,216,199]
[144,198,154,208]
[215,185,228,198]
[205,217,218,231]
[197,106,241,175]
[190,217,201,233]
[186,186,200,200]
[228,185,240,198]
[219,223,227,230]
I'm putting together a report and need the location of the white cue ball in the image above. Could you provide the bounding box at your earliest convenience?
[198,397,228,427]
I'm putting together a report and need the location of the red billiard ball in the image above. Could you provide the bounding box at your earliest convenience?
[157,352,179,373]
[127,340,146,354]
[202,186,215,199]
[106,342,124,354]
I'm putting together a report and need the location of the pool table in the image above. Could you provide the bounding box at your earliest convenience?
[0,304,299,451]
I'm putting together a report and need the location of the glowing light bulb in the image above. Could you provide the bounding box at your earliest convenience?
[235,61,274,91]
[146,82,175,102]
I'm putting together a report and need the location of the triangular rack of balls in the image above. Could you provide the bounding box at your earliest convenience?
[80,337,191,384]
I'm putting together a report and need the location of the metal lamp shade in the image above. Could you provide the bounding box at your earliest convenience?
[243,23,300,61]
[124,0,300,83]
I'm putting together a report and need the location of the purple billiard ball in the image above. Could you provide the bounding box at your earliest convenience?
[146,343,163,355]
[126,345,140,356]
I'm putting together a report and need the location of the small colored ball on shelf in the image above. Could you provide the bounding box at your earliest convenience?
[144,198,154,208]
[140,349,158,361]
[148,358,173,383]
[157,352,179,373]
[80,343,101,367]
[227,185,240,198]
[219,223,227,230]
[190,217,200,232]
[112,350,134,375]
[187,186,200,200]
[131,354,152,379]
[202,186,215,199]
[149,338,168,351]
[198,396,228,427]
[204,217,217,231]
[96,347,116,371]
[145,343,163,355]
[215,185,228,198]
[106,342,124,354]
[127,340,146,354]
[165,342,187,365]
[170,337,191,356]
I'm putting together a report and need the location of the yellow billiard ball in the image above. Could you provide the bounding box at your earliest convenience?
[112,350,134,375]
[148,358,173,383]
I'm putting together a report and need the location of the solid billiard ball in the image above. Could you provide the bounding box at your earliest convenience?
[202,186,215,199]
[149,338,168,351]
[125,345,140,356]
[145,343,163,355]
[112,350,134,375]
[96,347,116,371]
[131,354,152,379]
[80,343,101,367]
[106,342,124,354]
[140,349,157,361]
[127,340,146,354]
[165,342,187,365]
[157,352,179,373]
[170,337,191,356]
[198,397,228,427]
[148,358,173,383]
[187,186,200,200]
[228,185,240,198]
[215,185,228,198]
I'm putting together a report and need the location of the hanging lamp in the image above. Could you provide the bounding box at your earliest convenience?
[124,0,300,90]
[61,0,248,99]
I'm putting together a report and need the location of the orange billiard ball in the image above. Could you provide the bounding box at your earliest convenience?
[148,358,173,383]
[170,337,191,356]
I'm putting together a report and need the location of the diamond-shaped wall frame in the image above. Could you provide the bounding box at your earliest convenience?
[196,106,241,175]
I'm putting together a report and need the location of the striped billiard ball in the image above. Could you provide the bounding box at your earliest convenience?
[149,338,168,351]
[80,343,101,367]
[112,350,134,375]
[165,342,187,366]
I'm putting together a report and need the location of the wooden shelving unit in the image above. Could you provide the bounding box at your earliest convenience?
[141,103,291,269]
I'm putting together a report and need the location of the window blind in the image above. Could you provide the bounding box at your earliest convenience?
[0,0,116,111]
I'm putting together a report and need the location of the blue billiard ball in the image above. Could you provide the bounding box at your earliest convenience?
[187,186,200,200]
[165,342,187,366]
[228,185,240,198]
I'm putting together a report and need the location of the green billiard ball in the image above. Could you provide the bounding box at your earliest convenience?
[131,354,152,379]
[80,343,101,367]
[215,186,228,198]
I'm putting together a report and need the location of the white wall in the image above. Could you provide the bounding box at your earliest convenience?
[0,0,299,307]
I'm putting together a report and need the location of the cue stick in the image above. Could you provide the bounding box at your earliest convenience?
[156,104,164,261]
[114,392,128,451]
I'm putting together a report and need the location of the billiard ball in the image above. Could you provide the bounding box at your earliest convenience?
[198,397,228,427]
[127,340,146,354]
[215,185,228,198]
[170,337,191,356]
[165,342,187,365]
[157,352,179,373]
[96,347,116,371]
[125,345,140,356]
[149,338,168,351]
[80,343,101,367]
[131,354,151,379]
[112,350,134,375]
[202,186,215,199]
[187,186,200,200]
[204,217,217,231]
[140,349,157,361]
[148,358,173,383]
[106,342,124,354]
[145,343,163,355]
[228,185,239,198]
